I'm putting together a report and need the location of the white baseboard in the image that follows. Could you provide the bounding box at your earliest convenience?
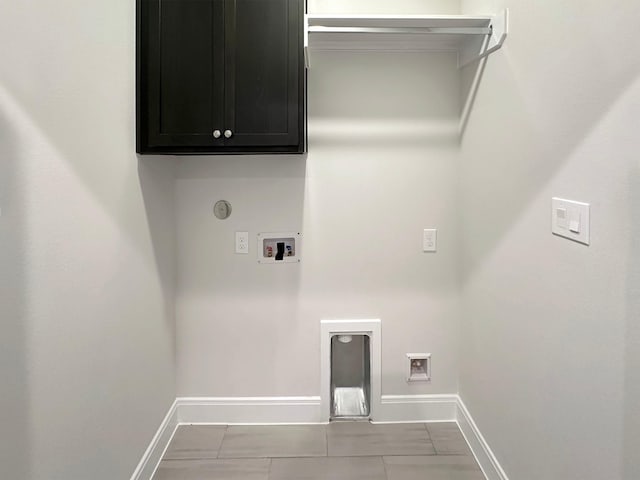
[175,394,459,425]
[129,399,178,480]
[176,396,323,424]
[130,394,509,480]
[456,397,509,480]
[375,394,458,423]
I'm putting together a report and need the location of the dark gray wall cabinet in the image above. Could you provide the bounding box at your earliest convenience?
[137,0,305,154]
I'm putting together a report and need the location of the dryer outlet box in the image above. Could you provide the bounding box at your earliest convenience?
[407,353,431,382]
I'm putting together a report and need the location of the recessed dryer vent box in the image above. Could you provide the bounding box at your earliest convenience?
[257,232,301,264]
[407,353,431,382]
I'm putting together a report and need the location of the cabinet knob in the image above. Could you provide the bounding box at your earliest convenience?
[213,130,221,138]
[224,129,233,138]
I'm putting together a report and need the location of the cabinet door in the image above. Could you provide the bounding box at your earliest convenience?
[223,0,303,150]
[138,0,225,152]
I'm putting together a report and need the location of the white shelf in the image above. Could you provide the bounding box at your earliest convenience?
[305,10,508,68]
[307,14,494,29]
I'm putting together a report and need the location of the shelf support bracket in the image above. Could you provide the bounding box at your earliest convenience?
[458,9,508,68]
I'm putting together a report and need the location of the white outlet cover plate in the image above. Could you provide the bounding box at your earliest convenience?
[235,231,249,254]
[423,229,437,252]
[551,197,590,245]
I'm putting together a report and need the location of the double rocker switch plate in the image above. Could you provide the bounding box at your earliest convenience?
[551,197,590,245]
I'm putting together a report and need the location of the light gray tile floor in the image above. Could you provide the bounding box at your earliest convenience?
[426,422,473,455]
[152,422,485,480]
[327,422,435,457]
[383,455,485,480]
[218,425,327,458]
[163,425,227,460]
[154,458,270,480]
[270,456,387,480]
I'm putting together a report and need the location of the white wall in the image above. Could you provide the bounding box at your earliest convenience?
[10,0,640,477]
[0,2,176,479]
[308,0,459,14]
[175,50,461,398]
[459,0,640,479]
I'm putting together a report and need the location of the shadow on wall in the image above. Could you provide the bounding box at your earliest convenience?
[0,90,30,479]
[307,51,461,150]
[623,160,640,479]
[138,156,178,337]
[175,154,308,180]
[458,43,640,280]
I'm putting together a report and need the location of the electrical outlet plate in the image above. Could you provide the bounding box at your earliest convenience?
[235,231,249,254]
[407,353,431,382]
[257,232,301,264]
[423,229,437,252]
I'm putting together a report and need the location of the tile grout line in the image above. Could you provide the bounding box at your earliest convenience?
[424,422,442,455]
[325,424,329,457]
[215,425,223,459]
[381,455,390,480]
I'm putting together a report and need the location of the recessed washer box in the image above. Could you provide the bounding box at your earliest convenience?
[257,232,301,264]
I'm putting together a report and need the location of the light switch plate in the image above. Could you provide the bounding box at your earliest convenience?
[551,198,590,245]
[423,229,437,252]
